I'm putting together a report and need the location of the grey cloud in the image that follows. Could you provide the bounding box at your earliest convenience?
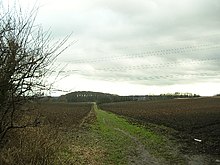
[33,0,220,94]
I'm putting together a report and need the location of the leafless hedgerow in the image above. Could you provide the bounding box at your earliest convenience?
[0,3,71,144]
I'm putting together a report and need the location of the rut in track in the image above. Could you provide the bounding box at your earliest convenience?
[114,128,161,165]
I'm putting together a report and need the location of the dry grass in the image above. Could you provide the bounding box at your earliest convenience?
[56,141,106,165]
[0,126,61,165]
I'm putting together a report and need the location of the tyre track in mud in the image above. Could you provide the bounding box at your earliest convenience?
[114,127,161,165]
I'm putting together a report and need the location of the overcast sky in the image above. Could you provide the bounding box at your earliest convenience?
[5,0,220,96]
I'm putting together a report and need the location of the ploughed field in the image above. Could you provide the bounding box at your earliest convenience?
[38,102,92,128]
[99,97,220,155]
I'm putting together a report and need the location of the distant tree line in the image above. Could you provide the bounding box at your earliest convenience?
[53,91,200,104]
[159,92,200,98]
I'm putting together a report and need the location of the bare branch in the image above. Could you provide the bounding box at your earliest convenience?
[0,3,70,144]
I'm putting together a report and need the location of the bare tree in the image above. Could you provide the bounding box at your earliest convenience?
[0,3,70,143]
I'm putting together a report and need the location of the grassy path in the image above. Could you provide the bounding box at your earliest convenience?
[58,103,185,164]
[90,104,185,164]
